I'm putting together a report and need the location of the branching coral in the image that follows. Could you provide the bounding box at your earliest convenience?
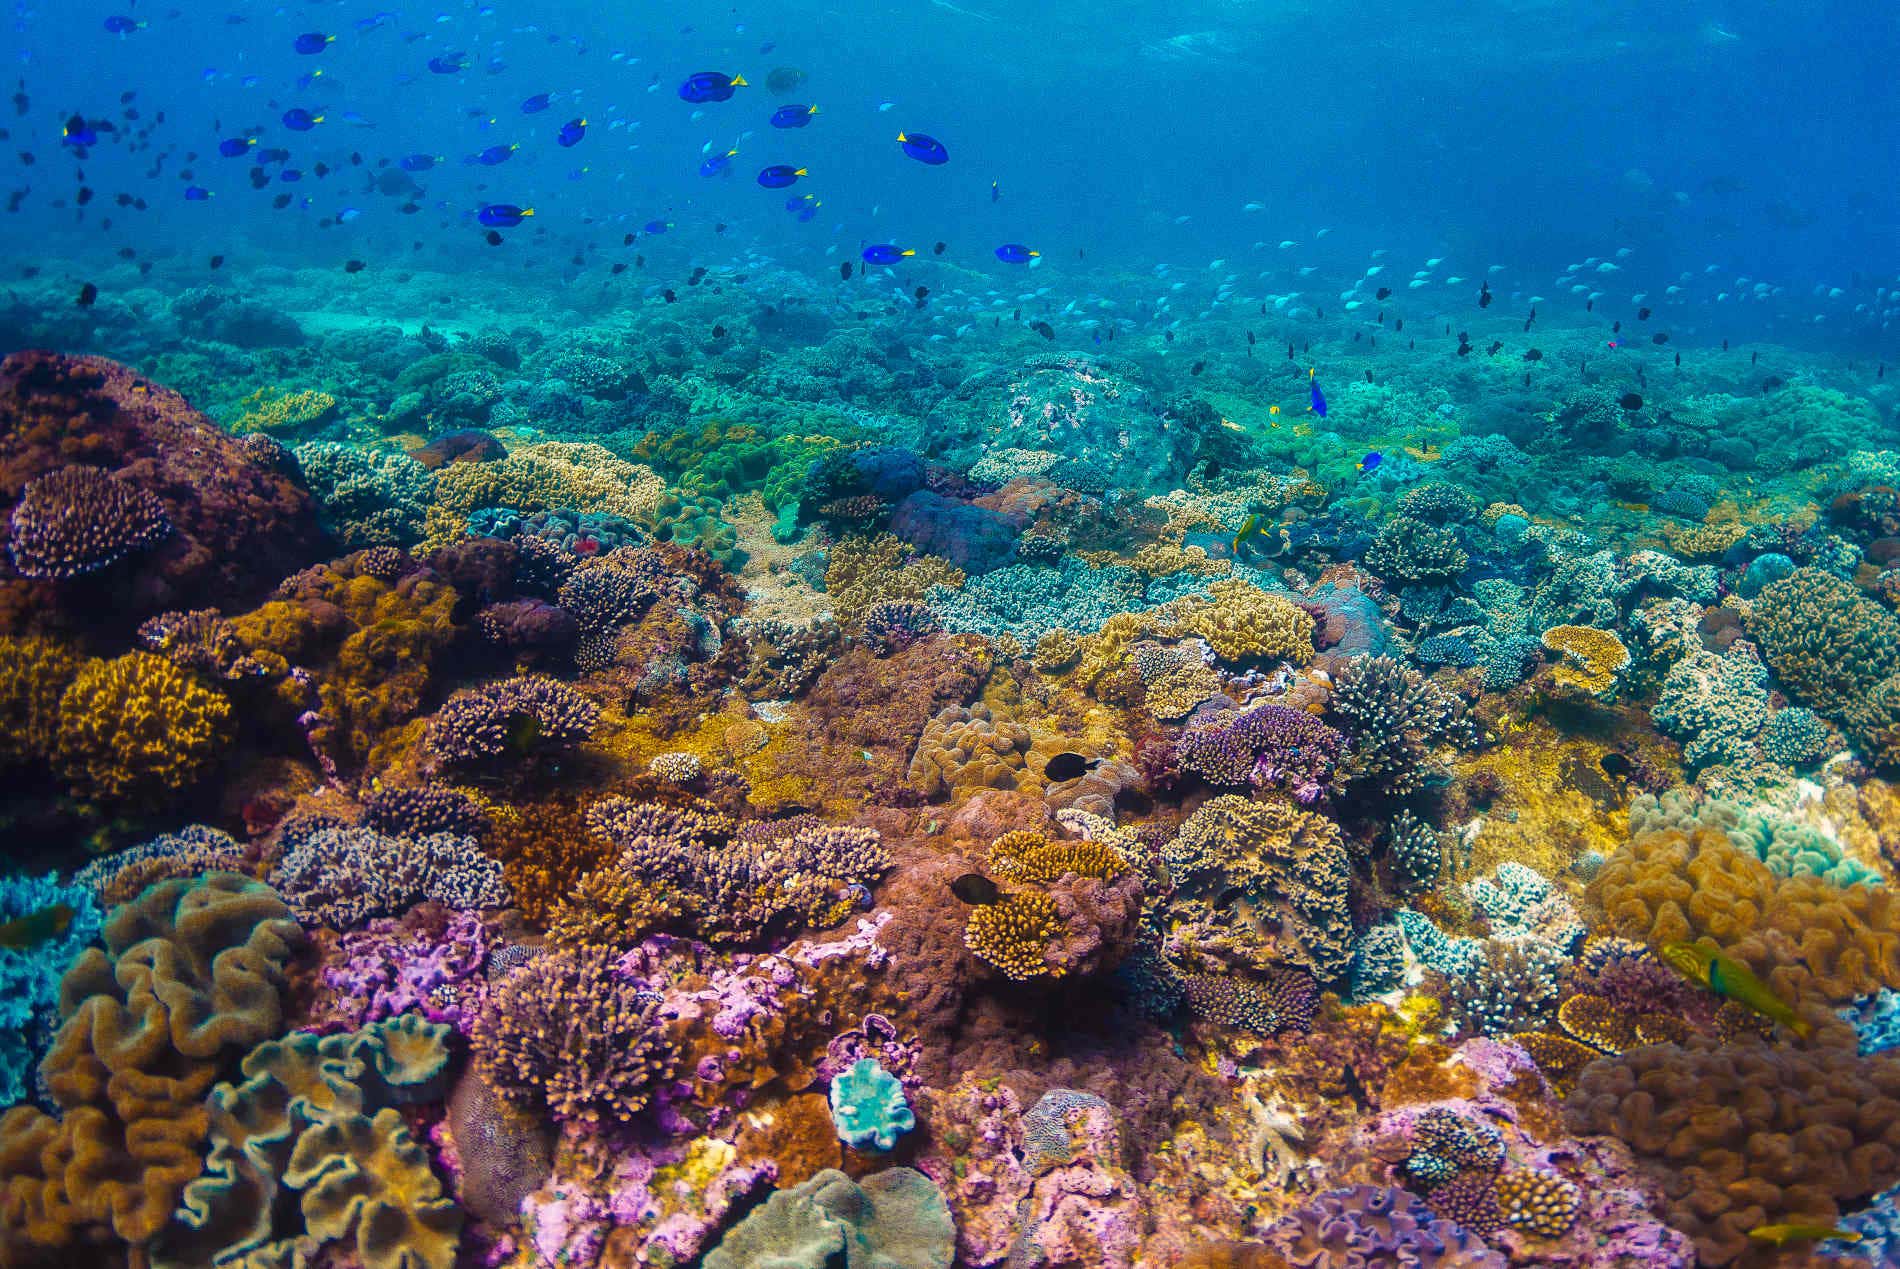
[471,944,678,1125]
[1325,654,1474,799]
[53,651,231,807]
[428,674,600,768]
[8,466,170,579]
[1173,704,1343,802]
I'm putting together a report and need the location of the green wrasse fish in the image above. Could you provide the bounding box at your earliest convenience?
[1660,941,1810,1039]
[0,903,75,950]
[1747,1223,1860,1246]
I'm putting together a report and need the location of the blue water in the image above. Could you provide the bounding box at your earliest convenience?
[5,0,1895,352]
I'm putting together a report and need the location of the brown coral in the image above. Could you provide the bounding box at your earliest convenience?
[964,892,1063,981]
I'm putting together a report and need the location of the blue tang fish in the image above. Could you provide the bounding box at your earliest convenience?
[556,118,586,147]
[478,204,533,228]
[770,104,818,128]
[897,131,948,164]
[862,244,914,265]
[756,164,805,189]
[294,32,333,54]
[995,244,1039,264]
[679,71,745,103]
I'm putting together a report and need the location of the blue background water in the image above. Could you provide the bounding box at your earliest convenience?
[3,0,1896,350]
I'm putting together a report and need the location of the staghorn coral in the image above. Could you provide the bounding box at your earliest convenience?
[0,873,302,1256]
[964,891,1064,981]
[1172,704,1343,803]
[0,635,79,769]
[8,466,169,580]
[1326,653,1474,799]
[428,674,600,768]
[53,651,231,807]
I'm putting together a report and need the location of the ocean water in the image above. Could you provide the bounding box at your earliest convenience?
[1,2,1898,1268]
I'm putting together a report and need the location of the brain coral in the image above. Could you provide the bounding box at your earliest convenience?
[1587,824,1900,1004]
[0,352,325,636]
[52,651,232,807]
[0,873,303,1254]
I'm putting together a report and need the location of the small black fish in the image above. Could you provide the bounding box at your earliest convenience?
[914,285,928,300]
[1637,306,1651,320]
[1044,752,1091,781]
[1031,320,1054,340]
[1487,340,1502,355]
[1524,348,1543,362]
[1394,317,1403,332]
[1618,392,1643,410]
[611,262,627,275]
[1585,298,1594,311]
[208,254,223,269]
[1599,752,1634,779]
[1375,286,1391,301]
[75,186,92,205]
[1651,332,1669,345]
[689,266,707,284]
[484,229,503,245]
[933,241,946,255]
[1163,329,1174,342]
[950,873,1001,905]
[1478,281,1492,308]
[1612,320,1621,333]
[1246,331,1255,346]
[839,261,852,280]
[662,289,677,303]
[711,324,726,338]
[1190,360,1204,376]
[272,193,291,209]
[344,259,365,273]
[623,233,635,246]
[1674,352,1681,367]
[76,281,97,306]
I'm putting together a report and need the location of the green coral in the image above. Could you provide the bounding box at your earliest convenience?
[640,488,744,568]
[704,1168,954,1269]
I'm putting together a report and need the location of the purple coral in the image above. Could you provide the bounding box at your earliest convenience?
[270,824,510,929]
[1173,704,1343,802]
[860,598,942,653]
[429,674,600,766]
[320,908,490,1032]
[9,465,170,579]
[1267,1185,1506,1267]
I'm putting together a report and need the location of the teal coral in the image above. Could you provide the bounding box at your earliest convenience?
[829,1057,914,1152]
[0,873,103,1108]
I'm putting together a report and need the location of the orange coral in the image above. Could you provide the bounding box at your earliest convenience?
[1587,824,1900,1003]
[733,1093,843,1190]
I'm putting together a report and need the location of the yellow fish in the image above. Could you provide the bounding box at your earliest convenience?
[1233,514,1260,556]
[1747,1223,1859,1246]
[0,903,75,951]
[1660,942,1810,1039]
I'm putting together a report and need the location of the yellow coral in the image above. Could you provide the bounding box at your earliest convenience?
[823,533,964,623]
[1494,1170,1581,1238]
[54,652,232,806]
[231,386,338,433]
[1180,580,1314,666]
[1662,519,1745,558]
[432,440,664,518]
[1481,502,1528,528]
[988,830,1126,884]
[1540,624,1631,696]
[963,892,1062,981]
[1032,628,1080,672]
[0,635,81,768]
[1144,659,1222,721]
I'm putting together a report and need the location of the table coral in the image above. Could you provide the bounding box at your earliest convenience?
[8,465,170,580]
[1540,623,1633,697]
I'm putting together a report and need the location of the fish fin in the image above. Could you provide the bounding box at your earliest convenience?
[896,131,907,142]
[731,74,748,86]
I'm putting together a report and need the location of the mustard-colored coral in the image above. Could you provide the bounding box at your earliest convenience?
[546,866,689,949]
[1179,580,1314,666]
[231,386,338,433]
[1493,1170,1581,1237]
[907,703,1033,798]
[1588,824,1900,1003]
[963,891,1062,981]
[432,439,664,518]
[824,533,964,624]
[0,635,81,768]
[1662,519,1745,559]
[1033,628,1081,672]
[1540,624,1631,696]
[988,830,1126,884]
[53,651,232,806]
